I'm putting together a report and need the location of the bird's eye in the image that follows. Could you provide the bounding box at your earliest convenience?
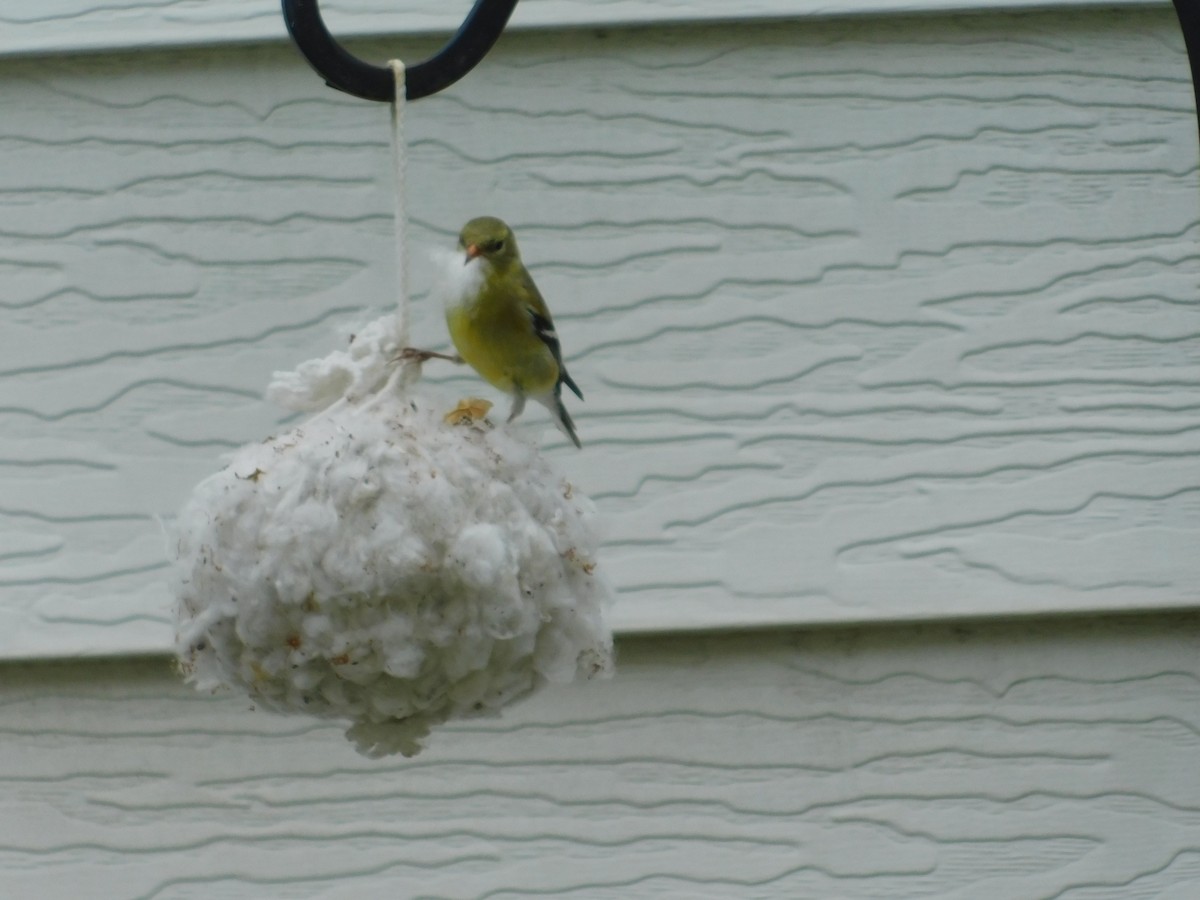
[490,239,505,252]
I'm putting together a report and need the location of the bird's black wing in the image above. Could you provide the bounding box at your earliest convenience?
[520,270,584,401]
[527,308,583,400]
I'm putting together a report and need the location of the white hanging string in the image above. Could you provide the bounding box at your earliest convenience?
[382,58,427,397]
[267,60,415,415]
[388,59,409,348]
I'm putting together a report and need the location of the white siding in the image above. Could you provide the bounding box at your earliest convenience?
[2,615,1199,898]
[3,9,1196,895]
[2,9,1198,658]
[0,0,1169,59]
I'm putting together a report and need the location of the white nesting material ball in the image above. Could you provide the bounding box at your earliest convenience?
[174,388,614,757]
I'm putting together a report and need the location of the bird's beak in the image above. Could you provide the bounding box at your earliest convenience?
[464,244,481,265]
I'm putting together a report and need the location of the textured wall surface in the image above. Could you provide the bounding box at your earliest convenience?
[0,0,1167,58]
[2,615,1199,898]
[2,9,1199,657]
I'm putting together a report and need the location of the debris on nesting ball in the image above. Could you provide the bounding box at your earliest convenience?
[444,396,494,426]
[173,349,614,758]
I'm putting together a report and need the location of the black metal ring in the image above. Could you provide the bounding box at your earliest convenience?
[1174,0,1200,148]
[281,0,519,102]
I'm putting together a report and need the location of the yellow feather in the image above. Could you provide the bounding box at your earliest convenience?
[437,216,583,448]
[445,266,559,396]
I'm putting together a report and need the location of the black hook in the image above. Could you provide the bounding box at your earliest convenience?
[281,0,519,102]
[1174,0,1200,149]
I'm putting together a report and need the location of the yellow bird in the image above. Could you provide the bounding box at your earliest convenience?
[410,216,583,448]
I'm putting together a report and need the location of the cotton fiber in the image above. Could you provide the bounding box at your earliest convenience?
[174,314,613,757]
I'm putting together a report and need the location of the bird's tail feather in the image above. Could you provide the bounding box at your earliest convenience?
[560,370,584,401]
[551,394,582,449]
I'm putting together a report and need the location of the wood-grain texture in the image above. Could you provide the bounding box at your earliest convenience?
[0,0,1168,59]
[2,615,1199,898]
[1,9,1198,657]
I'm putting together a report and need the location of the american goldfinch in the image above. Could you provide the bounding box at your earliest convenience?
[408,216,584,448]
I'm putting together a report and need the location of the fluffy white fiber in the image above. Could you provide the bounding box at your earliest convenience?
[263,310,406,412]
[174,309,614,758]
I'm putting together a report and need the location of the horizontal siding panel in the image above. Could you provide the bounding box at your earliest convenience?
[1,9,1197,657]
[2,616,1199,897]
[0,0,1170,60]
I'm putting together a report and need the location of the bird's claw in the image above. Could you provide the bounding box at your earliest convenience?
[395,348,464,366]
[395,347,434,364]
[395,347,463,365]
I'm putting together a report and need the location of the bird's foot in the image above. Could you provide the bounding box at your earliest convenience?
[507,392,527,423]
[395,348,462,365]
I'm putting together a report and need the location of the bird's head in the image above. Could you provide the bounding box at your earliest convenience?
[458,216,520,271]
